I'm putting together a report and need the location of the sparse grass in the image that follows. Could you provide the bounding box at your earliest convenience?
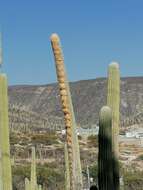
[31,132,59,145]
[87,135,98,147]
[137,154,143,160]
[12,163,64,190]
[124,170,143,190]
[10,132,20,145]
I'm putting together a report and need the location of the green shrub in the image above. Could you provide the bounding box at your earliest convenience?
[12,165,30,179]
[12,163,64,189]
[89,164,98,181]
[137,154,143,160]
[87,135,98,147]
[37,164,64,187]
[31,133,59,145]
[82,164,98,183]
[124,171,143,190]
[10,132,20,145]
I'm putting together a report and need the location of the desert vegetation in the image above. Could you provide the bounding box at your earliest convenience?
[0,33,143,190]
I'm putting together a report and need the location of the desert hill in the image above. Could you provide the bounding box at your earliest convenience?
[8,77,143,130]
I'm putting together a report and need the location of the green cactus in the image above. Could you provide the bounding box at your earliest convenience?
[0,32,2,65]
[51,33,83,190]
[38,184,42,190]
[0,74,12,190]
[98,106,113,190]
[30,147,37,190]
[0,147,3,190]
[107,62,120,190]
[64,143,70,190]
[25,178,30,190]
[11,156,15,166]
[0,34,3,190]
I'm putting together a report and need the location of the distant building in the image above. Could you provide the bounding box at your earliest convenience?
[135,133,143,138]
[125,131,143,138]
[77,126,99,136]
[60,126,99,137]
[61,129,66,135]
[125,132,136,138]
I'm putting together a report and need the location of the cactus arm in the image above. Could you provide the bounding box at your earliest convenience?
[0,74,12,190]
[107,62,120,156]
[98,106,113,190]
[38,184,42,190]
[107,62,120,190]
[0,33,2,66]
[25,178,30,190]
[30,147,37,190]
[0,33,3,189]
[51,33,83,190]
[0,148,3,190]
[51,33,74,189]
[64,143,70,190]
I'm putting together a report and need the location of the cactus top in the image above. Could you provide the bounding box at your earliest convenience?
[100,106,112,120]
[50,33,60,42]
[109,62,119,69]
[0,73,7,78]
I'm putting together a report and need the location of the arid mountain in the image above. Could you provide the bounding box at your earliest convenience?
[9,77,143,190]
[8,77,143,129]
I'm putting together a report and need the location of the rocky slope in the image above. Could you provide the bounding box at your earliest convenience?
[8,77,143,129]
[9,76,143,190]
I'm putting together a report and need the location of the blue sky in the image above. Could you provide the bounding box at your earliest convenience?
[0,0,143,85]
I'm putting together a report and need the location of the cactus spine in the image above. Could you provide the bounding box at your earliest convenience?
[30,147,37,190]
[64,143,70,190]
[0,74,12,190]
[98,106,113,190]
[107,62,120,190]
[51,33,83,190]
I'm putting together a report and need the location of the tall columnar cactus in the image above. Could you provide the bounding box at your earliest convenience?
[38,184,42,190]
[0,149,3,190]
[25,178,30,190]
[64,143,70,190]
[98,106,113,190]
[51,33,83,190]
[30,147,37,190]
[0,33,2,65]
[0,33,3,190]
[107,62,120,190]
[0,74,12,190]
